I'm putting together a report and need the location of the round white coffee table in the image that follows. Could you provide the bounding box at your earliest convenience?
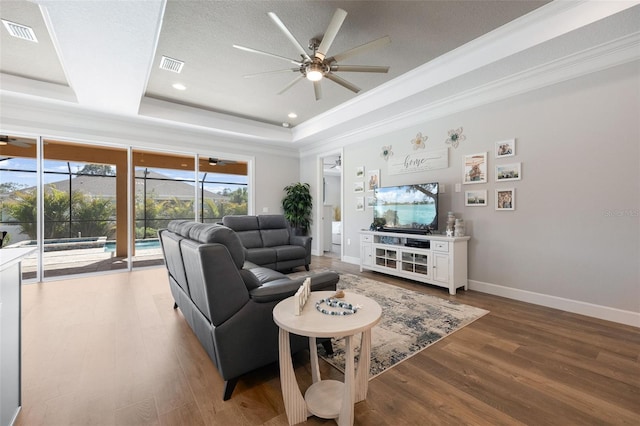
[273,291,382,426]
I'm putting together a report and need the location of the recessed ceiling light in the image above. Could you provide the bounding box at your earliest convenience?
[288,112,297,119]
[172,83,186,90]
[282,122,290,128]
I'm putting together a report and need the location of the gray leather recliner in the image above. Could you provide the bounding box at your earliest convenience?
[158,220,339,400]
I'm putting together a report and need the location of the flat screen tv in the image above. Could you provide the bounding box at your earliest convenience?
[373,182,438,234]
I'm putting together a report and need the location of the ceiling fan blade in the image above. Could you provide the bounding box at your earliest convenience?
[313,81,322,101]
[277,75,305,95]
[327,35,391,63]
[233,44,302,66]
[325,73,360,94]
[330,64,389,73]
[0,135,33,148]
[267,12,311,61]
[316,8,347,61]
[242,68,299,78]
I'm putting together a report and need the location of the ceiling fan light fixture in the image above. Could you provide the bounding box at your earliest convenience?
[306,63,324,81]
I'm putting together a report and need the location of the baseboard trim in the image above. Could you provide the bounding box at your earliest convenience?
[469,280,640,328]
[343,255,361,266]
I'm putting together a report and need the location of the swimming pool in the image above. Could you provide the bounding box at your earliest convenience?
[103,239,161,252]
[10,236,107,252]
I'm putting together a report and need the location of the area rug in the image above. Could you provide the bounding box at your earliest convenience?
[294,272,489,379]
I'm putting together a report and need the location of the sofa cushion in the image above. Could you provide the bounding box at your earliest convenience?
[168,219,198,237]
[273,245,307,262]
[223,216,264,249]
[187,223,245,269]
[159,229,190,296]
[239,266,285,291]
[222,215,258,231]
[245,247,277,266]
[236,230,263,249]
[257,214,288,229]
[248,266,287,284]
[261,228,290,247]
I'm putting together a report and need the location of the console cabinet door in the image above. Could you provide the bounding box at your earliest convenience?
[361,242,373,267]
[360,235,374,268]
[433,253,450,284]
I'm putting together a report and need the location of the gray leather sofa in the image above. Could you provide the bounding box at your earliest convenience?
[222,214,311,271]
[158,220,339,400]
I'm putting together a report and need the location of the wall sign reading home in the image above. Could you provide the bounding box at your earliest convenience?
[388,148,448,175]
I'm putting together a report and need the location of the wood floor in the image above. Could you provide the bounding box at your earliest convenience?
[15,256,640,425]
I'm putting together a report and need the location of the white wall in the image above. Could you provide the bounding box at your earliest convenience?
[312,61,639,323]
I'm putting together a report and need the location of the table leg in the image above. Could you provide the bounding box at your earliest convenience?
[354,330,371,403]
[309,336,321,383]
[337,335,355,426]
[279,328,307,425]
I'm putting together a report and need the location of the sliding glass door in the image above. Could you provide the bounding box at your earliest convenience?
[132,150,196,268]
[41,140,127,278]
[1,136,251,280]
[0,135,38,280]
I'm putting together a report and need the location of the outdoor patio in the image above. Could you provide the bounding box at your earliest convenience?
[16,245,164,280]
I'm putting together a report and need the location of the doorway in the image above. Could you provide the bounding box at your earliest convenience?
[320,152,342,258]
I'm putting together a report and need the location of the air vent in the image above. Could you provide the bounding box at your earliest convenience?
[159,56,184,73]
[2,19,38,42]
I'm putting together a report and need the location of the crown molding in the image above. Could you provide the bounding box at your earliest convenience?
[293,0,640,145]
[299,32,640,158]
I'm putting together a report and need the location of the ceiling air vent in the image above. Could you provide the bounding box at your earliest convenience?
[2,19,38,42]
[159,56,184,73]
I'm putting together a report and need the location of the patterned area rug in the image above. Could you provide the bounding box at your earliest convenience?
[299,272,489,379]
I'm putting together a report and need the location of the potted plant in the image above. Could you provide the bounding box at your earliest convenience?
[282,182,313,235]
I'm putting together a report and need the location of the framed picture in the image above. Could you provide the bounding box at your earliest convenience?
[465,190,487,206]
[495,139,516,158]
[355,196,365,211]
[496,188,515,210]
[355,166,365,178]
[463,152,487,184]
[367,169,380,191]
[367,196,376,208]
[354,181,364,193]
[496,162,521,181]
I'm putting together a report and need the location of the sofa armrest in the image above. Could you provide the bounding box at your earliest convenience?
[249,271,339,303]
[290,234,311,249]
[249,279,301,303]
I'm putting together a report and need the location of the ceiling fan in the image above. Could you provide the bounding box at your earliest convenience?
[324,156,342,170]
[208,157,240,166]
[0,135,34,148]
[233,8,390,100]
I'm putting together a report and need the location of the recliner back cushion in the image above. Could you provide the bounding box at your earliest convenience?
[222,216,263,249]
[223,215,259,231]
[168,220,198,237]
[188,223,245,269]
[158,229,190,297]
[261,229,290,247]
[257,214,288,229]
[258,215,291,247]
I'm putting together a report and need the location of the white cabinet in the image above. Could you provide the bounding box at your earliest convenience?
[359,231,469,295]
[1,248,36,426]
[432,252,450,284]
[360,234,373,267]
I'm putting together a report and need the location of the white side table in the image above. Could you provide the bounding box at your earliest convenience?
[273,291,382,426]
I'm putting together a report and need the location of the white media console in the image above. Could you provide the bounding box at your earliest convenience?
[359,230,470,295]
